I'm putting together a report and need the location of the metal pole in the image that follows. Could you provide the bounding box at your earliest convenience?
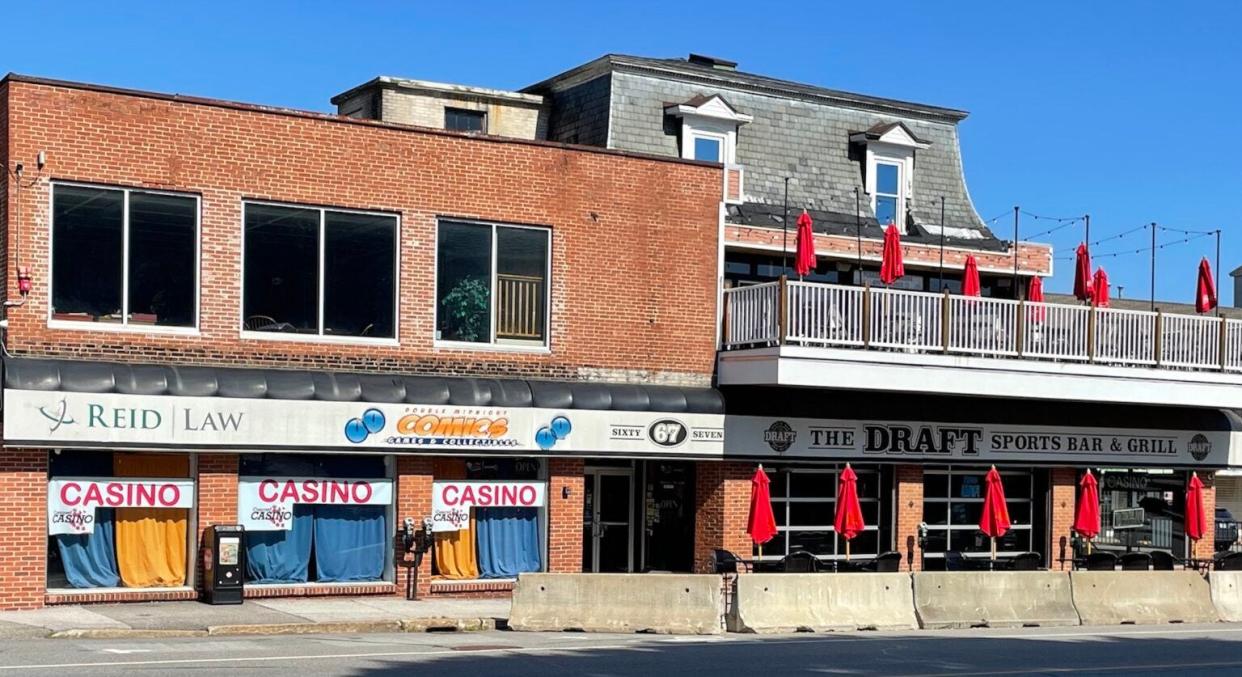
[1150,222,1157,312]
[782,177,790,275]
[1216,229,1222,317]
[1013,206,1020,299]
[939,197,945,291]
[855,186,863,284]
[1084,214,1090,252]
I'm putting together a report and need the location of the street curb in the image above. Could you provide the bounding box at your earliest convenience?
[47,616,504,639]
[50,628,208,639]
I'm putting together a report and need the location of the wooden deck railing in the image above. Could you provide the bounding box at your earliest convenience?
[496,274,544,341]
[722,277,1242,374]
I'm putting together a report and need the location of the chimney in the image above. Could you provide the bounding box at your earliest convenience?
[687,53,737,72]
[1232,265,1242,307]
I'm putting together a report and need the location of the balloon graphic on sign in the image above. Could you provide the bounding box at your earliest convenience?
[362,408,386,434]
[551,416,572,439]
[536,415,573,450]
[535,427,557,450]
[344,418,369,444]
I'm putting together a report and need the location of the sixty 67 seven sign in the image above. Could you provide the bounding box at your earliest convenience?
[47,478,195,535]
[3,390,726,457]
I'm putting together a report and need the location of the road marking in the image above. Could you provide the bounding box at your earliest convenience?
[100,649,152,655]
[892,659,1242,677]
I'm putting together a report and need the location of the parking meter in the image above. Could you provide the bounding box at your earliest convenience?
[399,517,435,600]
[202,524,245,605]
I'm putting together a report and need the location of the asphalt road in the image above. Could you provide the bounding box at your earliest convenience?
[1,624,1242,676]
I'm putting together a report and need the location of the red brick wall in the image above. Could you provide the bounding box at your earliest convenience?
[693,461,753,572]
[0,449,45,609]
[0,77,721,384]
[1049,467,1077,570]
[194,453,239,592]
[547,458,584,573]
[394,456,434,597]
[894,464,923,572]
[726,225,1053,278]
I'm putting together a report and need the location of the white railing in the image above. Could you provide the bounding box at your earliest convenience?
[722,282,779,348]
[947,296,1019,357]
[1022,302,1090,362]
[786,281,863,346]
[1161,314,1220,369]
[868,288,942,350]
[722,278,1242,375]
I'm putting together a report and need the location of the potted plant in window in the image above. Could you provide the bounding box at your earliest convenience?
[440,276,490,342]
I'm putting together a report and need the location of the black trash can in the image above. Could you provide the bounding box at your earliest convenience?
[202,524,245,605]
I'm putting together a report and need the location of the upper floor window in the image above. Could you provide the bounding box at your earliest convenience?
[436,220,550,347]
[242,202,398,340]
[874,161,901,226]
[665,94,752,166]
[50,183,198,330]
[445,108,486,133]
[691,134,724,163]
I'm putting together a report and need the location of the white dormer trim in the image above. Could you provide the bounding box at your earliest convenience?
[664,95,754,124]
[849,121,931,150]
[864,143,915,228]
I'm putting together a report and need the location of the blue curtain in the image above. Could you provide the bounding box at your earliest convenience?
[313,505,387,582]
[245,505,314,583]
[55,508,120,588]
[476,507,541,578]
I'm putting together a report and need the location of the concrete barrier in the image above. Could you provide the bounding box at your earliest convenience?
[727,573,917,633]
[508,573,722,634]
[913,571,1078,629]
[1071,571,1218,625]
[1211,571,1242,622]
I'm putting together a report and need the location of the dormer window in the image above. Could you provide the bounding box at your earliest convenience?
[850,122,930,229]
[665,94,752,164]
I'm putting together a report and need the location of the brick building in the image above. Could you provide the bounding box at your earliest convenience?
[0,74,730,609]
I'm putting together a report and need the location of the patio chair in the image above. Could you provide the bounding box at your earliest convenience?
[1008,552,1042,571]
[1120,552,1152,571]
[943,550,964,572]
[1085,551,1118,571]
[1150,550,1176,571]
[780,550,820,573]
[860,551,902,573]
[710,549,750,574]
[1217,551,1242,571]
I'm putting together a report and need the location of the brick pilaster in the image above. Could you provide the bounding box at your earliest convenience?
[693,461,753,573]
[1049,467,1077,569]
[547,458,584,573]
[0,449,47,609]
[894,465,924,571]
[1192,471,1217,562]
[195,453,239,592]
[395,456,434,597]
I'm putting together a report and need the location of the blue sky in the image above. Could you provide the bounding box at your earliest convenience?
[3,1,1237,305]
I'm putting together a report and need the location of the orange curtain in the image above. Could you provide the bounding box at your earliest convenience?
[113,453,190,588]
[432,459,478,579]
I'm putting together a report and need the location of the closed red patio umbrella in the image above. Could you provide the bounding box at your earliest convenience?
[1073,470,1101,554]
[1028,276,1046,322]
[794,210,817,278]
[1197,258,1218,314]
[747,465,778,560]
[880,224,905,285]
[1073,243,1093,302]
[979,466,1011,565]
[962,255,981,296]
[834,464,866,561]
[1186,472,1207,556]
[1092,267,1110,308]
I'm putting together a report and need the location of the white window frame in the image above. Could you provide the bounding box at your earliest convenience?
[756,465,883,564]
[921,466,1035,562]
[433,218,552,352]
[865,145,913,228]
[680,120,736,164]
[688,130,727,163]
[239,200,401,346]
[47,181,202,336]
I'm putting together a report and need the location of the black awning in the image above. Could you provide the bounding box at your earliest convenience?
[3,357,724,414]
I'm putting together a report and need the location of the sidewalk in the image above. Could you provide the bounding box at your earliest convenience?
[0,597,510,639]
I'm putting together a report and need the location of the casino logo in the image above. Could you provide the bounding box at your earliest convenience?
[1189,434,1212,462]
[764,420,796,453]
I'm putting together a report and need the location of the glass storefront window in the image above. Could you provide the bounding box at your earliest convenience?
[753,465,890,567]
[921,466,1041,570]
[239,454,392,585]
[46,450,193,590]
[1094,469,1186,556]
[431,458,546,580]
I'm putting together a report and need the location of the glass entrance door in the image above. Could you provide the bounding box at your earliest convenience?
[582,468,633,572]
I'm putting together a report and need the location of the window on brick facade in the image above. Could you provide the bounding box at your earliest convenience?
[445,108,486,133]
[50,184,198,328]
[921,466,1041,570]
[436,220,549,346]
[752,465,890,570]
[431,458,546,580]
[243,202,398,339]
